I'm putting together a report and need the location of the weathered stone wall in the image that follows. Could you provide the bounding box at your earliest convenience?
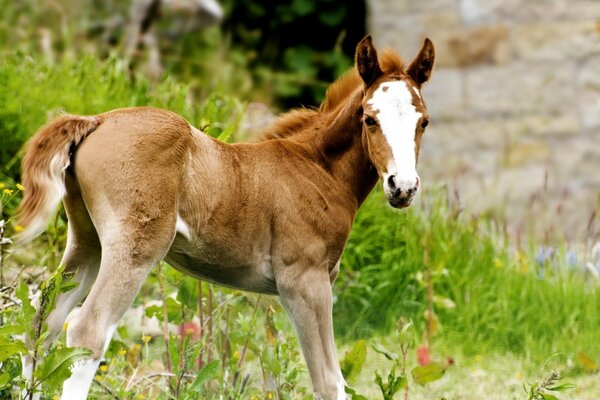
[368,0,600,240]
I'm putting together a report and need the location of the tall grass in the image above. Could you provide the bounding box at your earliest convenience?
[336,188,600,363]
[0,55,243,182]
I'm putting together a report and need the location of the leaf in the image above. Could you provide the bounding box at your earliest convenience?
[375,368,406,400]
[340,340,367,384]
[411,362,447,386]
[0,336,27,362]
[547,382,577,392]
[371,343,398,361]
[345,385,369,400]
[577,351,598,372]
[176,278,198,310]
[189,359,220,391]
[16,280,35,323]
[540,394,559,400]
[0,372,10,389]
[217,125,235,143]
[33,347,92,390]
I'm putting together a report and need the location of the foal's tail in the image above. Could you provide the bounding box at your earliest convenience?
[17,114,102,243]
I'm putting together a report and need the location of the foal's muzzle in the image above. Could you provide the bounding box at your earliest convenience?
[384,175,419,208]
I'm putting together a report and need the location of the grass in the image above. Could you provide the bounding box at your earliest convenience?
[336,189,600,364]
[0,54,243,182]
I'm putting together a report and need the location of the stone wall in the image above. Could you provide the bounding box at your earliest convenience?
[368,0,600,240]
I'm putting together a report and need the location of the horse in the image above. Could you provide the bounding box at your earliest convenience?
[17,35,434,400]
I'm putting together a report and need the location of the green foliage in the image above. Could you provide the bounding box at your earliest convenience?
[525,370,576,400]
[0,55,244,184]
[340,339,367,384]
[411,363,447,386]
[335,189,600,364]
[375,368,407,400]
[222,0,357,106]
[0,264,92,398]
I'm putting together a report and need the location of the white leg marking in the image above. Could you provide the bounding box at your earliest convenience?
[336,376,347,400]
[176,215,192,240]
[61,358,100,400]
[367,80,422,193]
[61,324,117,400]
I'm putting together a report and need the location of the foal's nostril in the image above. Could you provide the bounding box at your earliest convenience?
[387,175,397,191]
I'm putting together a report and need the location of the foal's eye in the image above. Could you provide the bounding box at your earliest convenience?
[421,119,429,129]
[364,116,377,126]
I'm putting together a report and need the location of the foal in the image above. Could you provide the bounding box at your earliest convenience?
[18,36,434,400]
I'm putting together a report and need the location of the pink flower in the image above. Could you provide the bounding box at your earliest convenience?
[417,345,430,366]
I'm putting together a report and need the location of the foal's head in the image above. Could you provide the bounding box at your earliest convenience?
[357,36,435,208]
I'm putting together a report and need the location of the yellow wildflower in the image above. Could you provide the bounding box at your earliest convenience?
[99,365,108,372]
[137,395,146,399]
[63,322,69,331]
[118,349,127,356]
[515,372,523,380]
[141,335,152,343]
[267,392,273,399]
[13,225,24,233]
[233,350,240,360]
[53,396,59,400]
[0,183,4,189]
[133,343,142,351]
[2,189,13,195]
[95,375,102,381]
[16,183,24,191]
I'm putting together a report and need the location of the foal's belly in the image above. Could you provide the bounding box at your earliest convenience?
[164,234,278,295]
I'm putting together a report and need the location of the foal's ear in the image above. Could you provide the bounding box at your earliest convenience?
[356,35,383,87]
[407,38,435,87]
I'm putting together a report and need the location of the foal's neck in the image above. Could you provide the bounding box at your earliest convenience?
[302,89,378,209]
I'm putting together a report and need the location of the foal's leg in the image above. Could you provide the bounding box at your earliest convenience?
[277,267,346,400]
[60,216,176,400]
[22,181,101,396]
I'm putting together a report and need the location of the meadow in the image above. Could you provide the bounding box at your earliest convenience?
[0,51,599,400]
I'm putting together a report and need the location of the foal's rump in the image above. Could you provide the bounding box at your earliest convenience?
[18,107,194,243]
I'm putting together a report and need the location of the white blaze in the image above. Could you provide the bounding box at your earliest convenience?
[367,80,422,194]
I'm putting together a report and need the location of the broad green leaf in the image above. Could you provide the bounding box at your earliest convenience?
[0,337,27,362]
[33,347,92,390]
[190,359,220,391]
[340,340,367,383]
[16,280,35,323]
[176,278,198,310]
[144,297,184,324]
[411,362,447,386]
[0,371,9,388]
[0,324,25,336]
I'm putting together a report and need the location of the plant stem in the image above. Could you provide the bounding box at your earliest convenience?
[207,284,213,363]
[157,263,173,386]
[198,279,204,369]
[236,295,261,373]
[0,221,5,288]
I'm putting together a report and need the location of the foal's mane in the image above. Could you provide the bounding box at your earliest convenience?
[259,49,405,141]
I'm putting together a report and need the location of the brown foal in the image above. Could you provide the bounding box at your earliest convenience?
[18,36,434,399]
